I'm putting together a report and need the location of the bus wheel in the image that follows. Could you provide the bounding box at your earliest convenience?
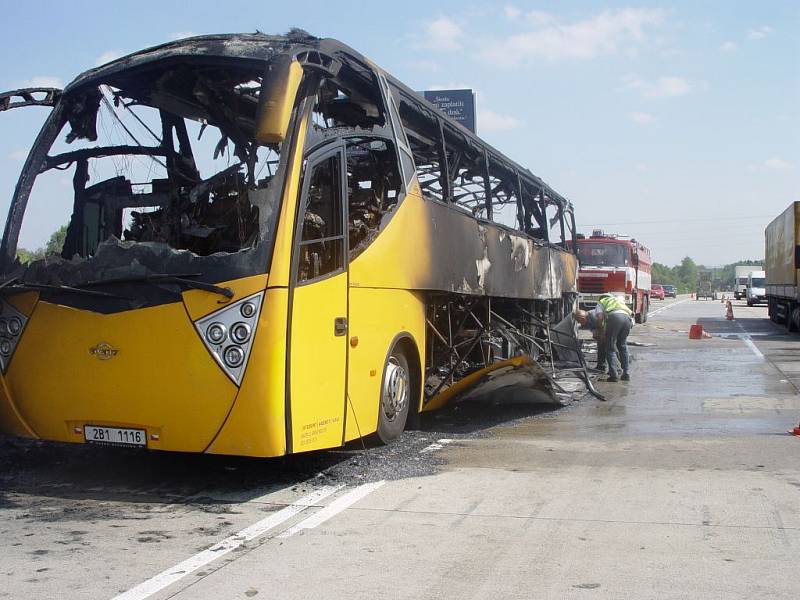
[377,348,411,444]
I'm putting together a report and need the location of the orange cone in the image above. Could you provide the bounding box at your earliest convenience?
[793,423,800,436]
[689,324,704,339]
[726,301,734,321]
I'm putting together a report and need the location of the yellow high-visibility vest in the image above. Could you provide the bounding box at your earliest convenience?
[598,295,633,316]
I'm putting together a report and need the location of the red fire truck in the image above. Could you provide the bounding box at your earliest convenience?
[575,230,652,323]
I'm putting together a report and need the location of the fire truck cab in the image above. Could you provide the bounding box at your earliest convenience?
[576,230,652,323]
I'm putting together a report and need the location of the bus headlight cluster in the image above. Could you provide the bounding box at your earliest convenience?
[0,301,28,372]
[206,323,227,344]
[193,292,263,385]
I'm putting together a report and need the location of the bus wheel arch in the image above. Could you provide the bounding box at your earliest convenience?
[376,333,421,444]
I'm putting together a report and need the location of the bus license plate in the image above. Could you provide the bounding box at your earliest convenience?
[84,425,146,447]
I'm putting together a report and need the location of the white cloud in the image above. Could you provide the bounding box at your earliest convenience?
[416,17,463,52]
[764,157,790,170]
[524,10,557,27]
[629,111,655,124]
[635,163,650,172]
[747,26,773,40]
[622,74,695,98]
[748,157,792,172]
[720,41,737,52]
[479,109,521,132]
[479,8,665,65]
[8,149,28,161]
[503,6,556,26]
[170,31,197,40]
[95,50,123,66]
[20,75,63,88]
[406,59,440,72]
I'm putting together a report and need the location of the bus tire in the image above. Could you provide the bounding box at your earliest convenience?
[376,347,411,444]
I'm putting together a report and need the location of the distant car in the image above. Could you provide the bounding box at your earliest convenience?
[651,284,665,300]
[662,285,677,298]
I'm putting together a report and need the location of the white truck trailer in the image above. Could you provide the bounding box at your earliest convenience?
[735,264,759,299]
[765,202,800,330]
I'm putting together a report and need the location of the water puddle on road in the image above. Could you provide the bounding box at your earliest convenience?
[702,395,800,413]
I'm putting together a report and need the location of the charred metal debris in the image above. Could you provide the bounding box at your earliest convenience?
[424,294,603,406]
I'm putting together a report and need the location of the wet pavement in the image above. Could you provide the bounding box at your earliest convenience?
[2,295,799,599]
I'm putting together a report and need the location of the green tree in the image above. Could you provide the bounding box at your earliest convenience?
[651,262,676,285]
[677,256,698,290]
[16,247,44,264]
[44,225,68,256]
[14,224,68,265]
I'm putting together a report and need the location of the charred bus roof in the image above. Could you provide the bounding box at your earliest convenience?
[63,31,571,214]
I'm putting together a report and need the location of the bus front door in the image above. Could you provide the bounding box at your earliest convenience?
[289,148,348,452]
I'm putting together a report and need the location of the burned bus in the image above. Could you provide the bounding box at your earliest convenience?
[0,31,577,456]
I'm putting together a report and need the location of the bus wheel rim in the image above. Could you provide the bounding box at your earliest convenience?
[382,356,409,422]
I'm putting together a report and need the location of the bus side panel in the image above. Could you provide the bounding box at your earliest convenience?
[349,187,575,301]
[348,188,433,292]
[205,287,289,457]
[345,288,425,442]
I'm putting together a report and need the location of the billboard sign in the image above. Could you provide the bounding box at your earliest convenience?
[423,89,476,133]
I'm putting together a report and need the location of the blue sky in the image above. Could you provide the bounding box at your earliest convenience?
[1,0,797,265]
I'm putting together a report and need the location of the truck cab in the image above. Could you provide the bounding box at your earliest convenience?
[747,271,767,306]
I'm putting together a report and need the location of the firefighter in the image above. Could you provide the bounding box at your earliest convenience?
[593,294,633,382]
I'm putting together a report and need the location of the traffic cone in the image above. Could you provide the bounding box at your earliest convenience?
[689,324,704,339]
[792,422,800,436]
[726,301,734,321]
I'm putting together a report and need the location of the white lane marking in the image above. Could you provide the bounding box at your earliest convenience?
[648,297,691,319]
[278,481,386,538]
[735,322,765,360]
[112,485,341,600]
[420,438,454,454]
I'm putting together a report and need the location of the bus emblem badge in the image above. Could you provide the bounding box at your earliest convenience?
[89,343,118,360]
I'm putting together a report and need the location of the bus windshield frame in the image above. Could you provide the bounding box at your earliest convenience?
[1,56,295,291]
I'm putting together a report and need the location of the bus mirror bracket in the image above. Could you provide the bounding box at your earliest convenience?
[255,51,341,145]
[255,55,304,145]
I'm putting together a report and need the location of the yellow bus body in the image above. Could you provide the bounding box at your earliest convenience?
[0,186,430,458]
[0,33,576,457]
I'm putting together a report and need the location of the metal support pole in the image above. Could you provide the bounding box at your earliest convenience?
[437,119,451,202]
[483,150,492,221]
